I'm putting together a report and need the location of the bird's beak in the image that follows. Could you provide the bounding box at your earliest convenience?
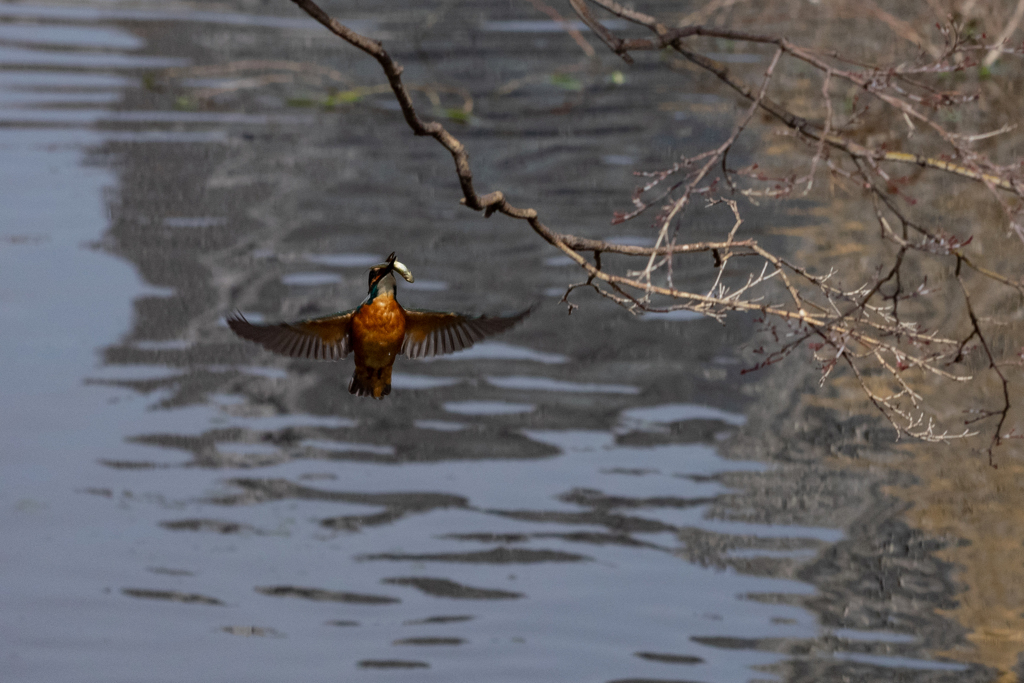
[372,253,414,284]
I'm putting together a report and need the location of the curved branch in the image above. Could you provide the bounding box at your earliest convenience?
[284,0,1018,450]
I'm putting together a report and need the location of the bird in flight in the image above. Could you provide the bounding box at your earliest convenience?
[228,253,530,399]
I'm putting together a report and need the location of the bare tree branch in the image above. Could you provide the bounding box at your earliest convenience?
[280,0,1024,459]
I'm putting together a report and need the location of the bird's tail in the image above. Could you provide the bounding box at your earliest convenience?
[348,365,392,400]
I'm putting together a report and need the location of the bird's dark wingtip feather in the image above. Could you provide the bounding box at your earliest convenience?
[482,303,535,330]
[514,303,537,321]
[500,303,537,325]
[226,311,252,335]
[226,311,267,344]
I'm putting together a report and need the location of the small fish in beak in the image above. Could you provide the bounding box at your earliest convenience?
[392,259,414,283]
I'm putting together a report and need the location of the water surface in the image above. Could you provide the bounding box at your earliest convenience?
[0,2,987,682]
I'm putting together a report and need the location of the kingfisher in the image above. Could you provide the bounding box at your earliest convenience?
[227,253,530,399]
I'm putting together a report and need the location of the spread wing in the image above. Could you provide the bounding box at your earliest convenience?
[401,307,531,359]
[227,310,356,360]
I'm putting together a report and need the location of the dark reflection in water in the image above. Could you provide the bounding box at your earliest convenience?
[358,659,431,669]
[122,588,224,605]
[384,577,522,600]
[0,1,994,682]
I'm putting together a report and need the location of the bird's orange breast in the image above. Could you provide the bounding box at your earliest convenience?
[351,295,406,368]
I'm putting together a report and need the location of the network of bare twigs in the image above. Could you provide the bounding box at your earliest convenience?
[283,0,1024,461]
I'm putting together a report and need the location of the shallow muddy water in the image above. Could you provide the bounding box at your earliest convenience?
[0,2,998,682]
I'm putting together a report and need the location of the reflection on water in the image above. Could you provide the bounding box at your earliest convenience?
[620,403,748,427]
[304,252,381,267]
[280,271,343,286]
[414,419,467,432]
[0,2,998,683]
[479,19,629,33]
[485,375,640,394]
[390,373,462,390]
[443,400,536,415]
